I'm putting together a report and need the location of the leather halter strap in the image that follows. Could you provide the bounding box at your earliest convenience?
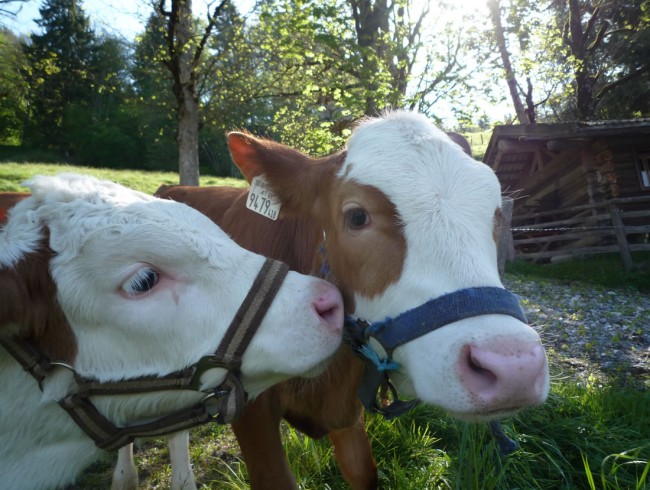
[1,258,289,451]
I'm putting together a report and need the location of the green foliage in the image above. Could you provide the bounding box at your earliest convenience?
[21,0,96,148]
[483,0,650,122]
[3,0,649,176]
[0,28,28,145]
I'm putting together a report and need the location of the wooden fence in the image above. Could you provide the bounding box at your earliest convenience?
[508,195,650,270]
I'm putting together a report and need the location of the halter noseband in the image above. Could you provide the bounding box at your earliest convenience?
[1,258,289,452]
[344,286,527,418]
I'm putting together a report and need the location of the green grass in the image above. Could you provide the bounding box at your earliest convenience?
[462,130,491,161]
[70,380,648,489]
[3,163,648,489]
[506,253,650,293]
[0,162,247,195]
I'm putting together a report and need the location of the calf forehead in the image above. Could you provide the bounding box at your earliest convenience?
[340,113,501,230]
[49,202,233,265]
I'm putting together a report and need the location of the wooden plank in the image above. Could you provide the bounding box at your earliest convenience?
[517,243,650,261]
[512,213,612,229]
[608,203,634,270]
[519,148,581,192]
[514,229,613,245]
[497,197,514,278]
[512,195,650,223]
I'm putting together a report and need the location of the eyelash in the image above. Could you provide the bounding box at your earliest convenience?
[122,267,160,296]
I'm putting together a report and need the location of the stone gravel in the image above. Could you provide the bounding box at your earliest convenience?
[503,274,650,388]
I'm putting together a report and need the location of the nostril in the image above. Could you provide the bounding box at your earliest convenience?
[313,288,343,332]
[465,346,497,386]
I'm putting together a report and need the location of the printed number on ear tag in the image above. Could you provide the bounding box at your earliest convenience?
[247,175,281,221]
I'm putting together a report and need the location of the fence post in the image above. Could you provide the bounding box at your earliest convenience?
[607,202,634,270]
[497,197,515,279]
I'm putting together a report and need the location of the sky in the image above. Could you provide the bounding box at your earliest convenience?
[7,0,145,38]
[6,0,256,39]
[4,0,509,127]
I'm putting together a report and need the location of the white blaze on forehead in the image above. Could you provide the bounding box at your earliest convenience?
[341,111,502,225]
[2,173,240,271]
[340,111,504,316]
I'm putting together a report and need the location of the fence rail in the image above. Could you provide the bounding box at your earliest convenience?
[508,195,650,270]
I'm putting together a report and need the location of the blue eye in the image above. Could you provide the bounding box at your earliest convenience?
[123,267,160,296]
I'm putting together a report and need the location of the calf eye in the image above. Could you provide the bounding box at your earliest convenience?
[344,207,370,230]
[122,267,160,296]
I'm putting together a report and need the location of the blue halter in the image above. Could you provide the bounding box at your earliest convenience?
[344,286,527,419]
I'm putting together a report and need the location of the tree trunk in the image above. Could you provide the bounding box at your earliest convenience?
[349,0,388,116]
[487,0,530,124]
[566,0,596,120]
[174,0,200,186]
[177,85,200,186]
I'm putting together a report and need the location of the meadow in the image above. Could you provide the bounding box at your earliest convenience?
[1,163,648,489]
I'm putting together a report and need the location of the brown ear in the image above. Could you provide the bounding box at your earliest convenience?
[0,243,76,363]
[227,132,339,217]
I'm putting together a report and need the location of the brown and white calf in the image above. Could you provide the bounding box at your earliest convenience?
[0,173,343,490]
[117,110,549,489]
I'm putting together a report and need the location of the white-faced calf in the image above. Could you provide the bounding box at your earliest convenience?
[0,173,343,490]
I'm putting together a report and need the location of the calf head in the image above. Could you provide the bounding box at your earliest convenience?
[0,174,342,400]
[228,110,549,421]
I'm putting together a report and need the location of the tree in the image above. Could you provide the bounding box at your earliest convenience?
[487,0,530,123]
[22,0,96,150]
[130,13,178,170]
[235,0,475,154]
[0,28,28,144]
[559,0,650,119]
[480,0,650,123]
[155,0,231,186]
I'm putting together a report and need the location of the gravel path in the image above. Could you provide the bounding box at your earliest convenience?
[503,274,650,388]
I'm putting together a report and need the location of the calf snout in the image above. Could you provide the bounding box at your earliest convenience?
[458,341,548,415]
[312,280,344,334]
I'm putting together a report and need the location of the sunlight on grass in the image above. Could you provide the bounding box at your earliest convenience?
[0,162,247,195]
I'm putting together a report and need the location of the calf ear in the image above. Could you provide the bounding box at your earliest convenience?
[227,132,334,216]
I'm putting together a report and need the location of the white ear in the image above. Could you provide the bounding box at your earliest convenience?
[0,202,44,268]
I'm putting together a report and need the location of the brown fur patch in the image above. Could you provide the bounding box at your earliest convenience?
[156,185,322,275]
[493,207,503,244]
[0,237,77,363]
[319,181,406,302]
[0,192,30,224]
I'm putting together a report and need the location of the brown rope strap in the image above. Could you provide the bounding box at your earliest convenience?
[0,337,53,387]
[59,394,213,451]
[208,257,289,423]
[75,368,195,397]
[1,258,290,450]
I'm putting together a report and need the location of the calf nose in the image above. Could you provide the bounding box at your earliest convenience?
[313,282,344,333]
[459,342,548,412]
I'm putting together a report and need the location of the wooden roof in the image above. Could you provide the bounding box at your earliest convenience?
[483,119,650,193]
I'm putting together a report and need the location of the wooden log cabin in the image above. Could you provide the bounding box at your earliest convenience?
[483,119,650,267]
